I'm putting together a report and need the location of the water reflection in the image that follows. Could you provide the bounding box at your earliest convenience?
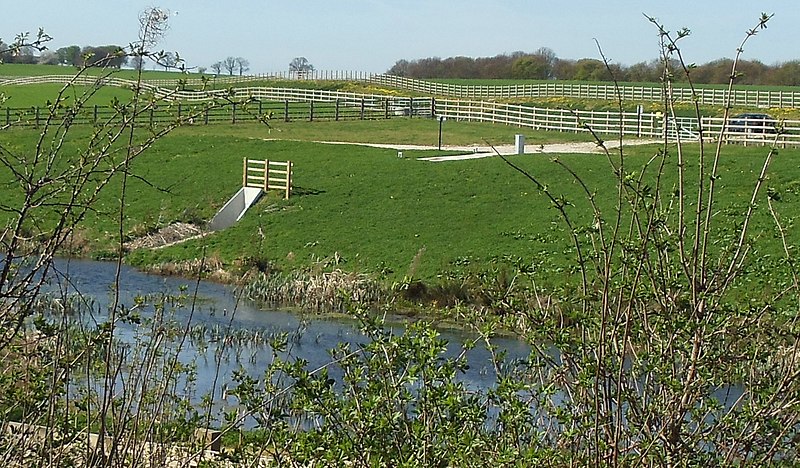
[42,258,530,425]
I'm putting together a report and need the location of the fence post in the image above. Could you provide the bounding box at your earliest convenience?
[284,100,289,122]
[35,106,40,128]
[242,158,247,187]
[309,101,314,122]
[286,161,292,199]
[384,99,389,119]
[231,102,236,124]
[5,108,9,126]
[431,98,436,117]
[264,160,269,192]
[360,99,365,120]
[335,99,340,121]
[93,105,98,124]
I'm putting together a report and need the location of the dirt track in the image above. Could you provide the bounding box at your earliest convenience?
[305,138,661,161]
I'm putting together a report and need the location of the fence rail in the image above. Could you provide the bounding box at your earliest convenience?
[5,73,800,109]
[5,87,800,147]
[369,75,800,109]
[0,95,434,128]
[244,158,292,199]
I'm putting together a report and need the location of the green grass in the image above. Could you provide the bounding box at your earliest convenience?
[0,63,201,80]
[115,129,800,286]
[2,89,799,286]
[189,119,598,146]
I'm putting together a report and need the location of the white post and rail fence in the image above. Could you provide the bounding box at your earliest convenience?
[4,75,800,146]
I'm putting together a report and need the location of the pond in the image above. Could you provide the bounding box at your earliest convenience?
[41,258,531,425]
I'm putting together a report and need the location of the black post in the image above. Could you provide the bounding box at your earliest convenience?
[438,116,445,151]
[335,99,340,121]
[309,101,314,122]
[284,100,290,122]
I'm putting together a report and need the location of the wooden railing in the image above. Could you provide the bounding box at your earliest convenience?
[369,75,800,109]
[5,73,800,108]
[5,77,800,146]
[244,158,292,199]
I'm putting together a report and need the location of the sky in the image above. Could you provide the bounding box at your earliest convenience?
[2,1,799,74]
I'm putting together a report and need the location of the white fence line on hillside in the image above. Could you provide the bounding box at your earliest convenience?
[432,98,800,146]
[4,74,800,146]
[5,72,800,109]
[369,75,800,109]
[433,98,665,138]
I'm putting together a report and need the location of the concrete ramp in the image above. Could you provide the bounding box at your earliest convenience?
[208,187,263,231]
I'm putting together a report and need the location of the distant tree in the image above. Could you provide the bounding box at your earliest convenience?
[511,47,558,79]
[387,59,410,76]
[0,29,50,63]
[623,59,661,83]
[157,51,177,70]
[571,58,608,81]
[197,66,207,74]
[81,45,127,68]
[210,61,222,74]
[234,57,250,75]
[4,45,37,64]
[766,60,800,86]
[733,59,768,85]
[289,56,314,73]
[223,56,237,75]
[37,51,60,65]
[130,54,145,71]
[56,45,81,66]
[511,49,557,80]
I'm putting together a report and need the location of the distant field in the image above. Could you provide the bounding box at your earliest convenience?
[0,63,202,80]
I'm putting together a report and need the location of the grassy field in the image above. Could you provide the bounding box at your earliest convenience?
[0,63,202,80]
[3,66,800,289]
[6,64,799,120]
[129,131,800,284]
[2,116,797,288]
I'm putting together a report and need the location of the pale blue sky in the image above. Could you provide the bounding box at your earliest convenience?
[1,1,798,74]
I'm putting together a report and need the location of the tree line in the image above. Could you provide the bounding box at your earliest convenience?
[387,47,800,86]
[0,42,128,68]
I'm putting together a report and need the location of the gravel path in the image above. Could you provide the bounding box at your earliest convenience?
[299,138,661,161]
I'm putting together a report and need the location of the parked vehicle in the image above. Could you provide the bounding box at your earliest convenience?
[728,113,777,133]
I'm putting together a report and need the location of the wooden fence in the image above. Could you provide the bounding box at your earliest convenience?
[5,73,800,108]
[432,98,800,146]
[244,158,292,199]
[369,75,800,109]
[5,86,800,147]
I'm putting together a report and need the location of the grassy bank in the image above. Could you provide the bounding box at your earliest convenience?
[3,118,796,289]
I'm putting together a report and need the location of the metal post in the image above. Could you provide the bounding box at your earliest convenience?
[438,116,446,151]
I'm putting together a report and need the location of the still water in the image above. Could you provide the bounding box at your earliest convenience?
[43,258,529,418]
